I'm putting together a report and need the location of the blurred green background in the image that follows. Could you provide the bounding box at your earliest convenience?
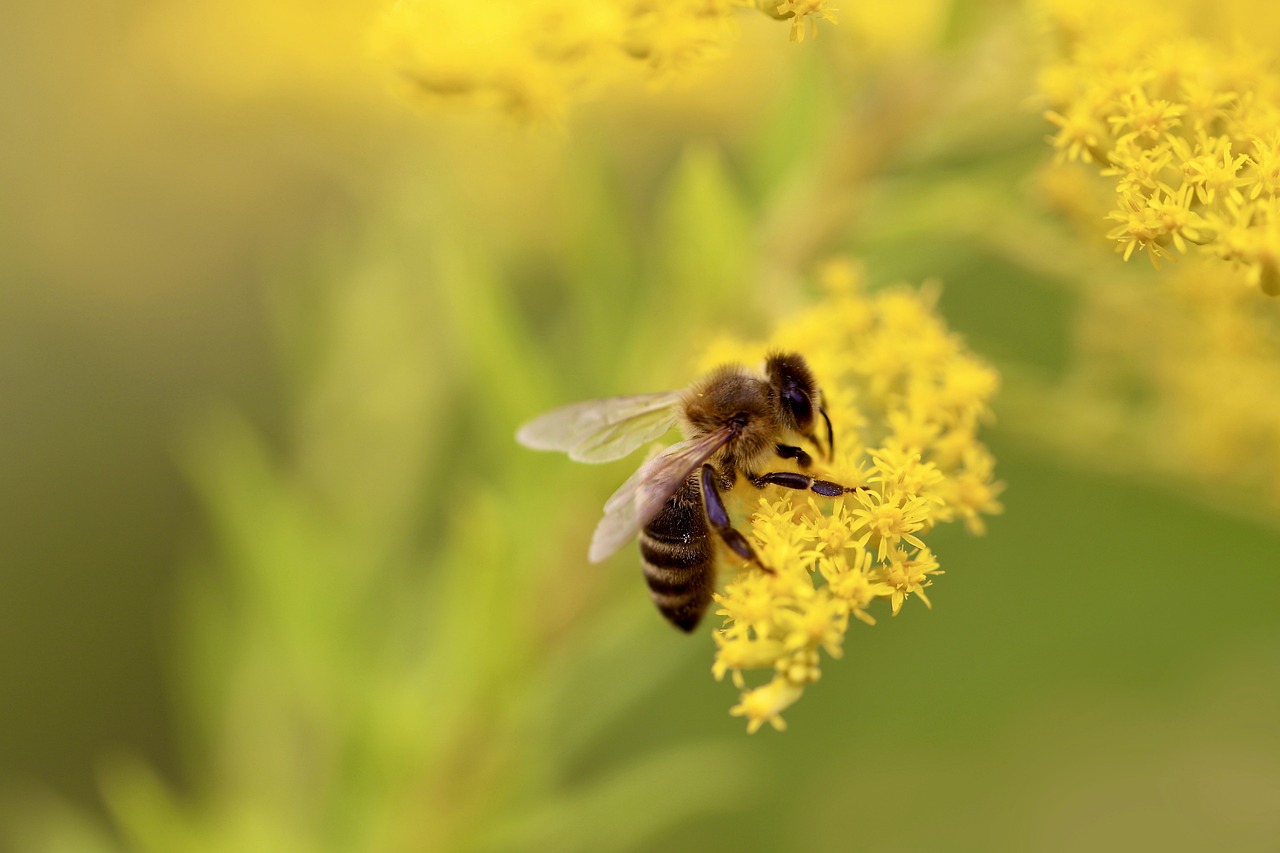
[2,1,1278,851]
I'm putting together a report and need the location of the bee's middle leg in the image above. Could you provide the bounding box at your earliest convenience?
[699,464,772,573]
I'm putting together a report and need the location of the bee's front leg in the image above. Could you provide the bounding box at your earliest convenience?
[774,443,813,468]
[747,471,863,497]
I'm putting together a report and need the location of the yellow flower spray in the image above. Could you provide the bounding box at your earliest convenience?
[701,261,1002,732]
[1038,0,1280,294]
[1029,0,1280,522]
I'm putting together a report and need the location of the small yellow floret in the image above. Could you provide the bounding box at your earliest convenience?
[729,677,804,733]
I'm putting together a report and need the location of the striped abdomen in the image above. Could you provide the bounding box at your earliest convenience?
[639,477,716,632]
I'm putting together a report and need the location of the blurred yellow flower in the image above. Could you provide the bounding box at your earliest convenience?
[372,0,836,121]
[729,676,805,733]
[704,261,1002,732]
[1038,0,1280,293]
[1023,254,1280,524]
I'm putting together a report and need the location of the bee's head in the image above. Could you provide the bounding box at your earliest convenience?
[766,352,834,459]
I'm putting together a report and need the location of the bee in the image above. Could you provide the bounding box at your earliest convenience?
[517,352,858,632]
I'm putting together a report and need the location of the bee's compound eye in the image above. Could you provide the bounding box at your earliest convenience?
[784,387,813,426]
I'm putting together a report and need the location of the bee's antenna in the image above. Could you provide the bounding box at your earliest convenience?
[819,406,835,460]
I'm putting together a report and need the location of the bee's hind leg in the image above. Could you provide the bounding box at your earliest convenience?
[699,464,773,574]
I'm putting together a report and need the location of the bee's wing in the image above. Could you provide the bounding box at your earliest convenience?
[588,428,734,564]
[515,391,684,463]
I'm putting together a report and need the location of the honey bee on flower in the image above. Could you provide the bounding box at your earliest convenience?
[526,261,1002,732]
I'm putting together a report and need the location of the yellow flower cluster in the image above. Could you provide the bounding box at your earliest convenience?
[372,0,837,121]
[699,262,1002,732]
[1038,0,1280,294]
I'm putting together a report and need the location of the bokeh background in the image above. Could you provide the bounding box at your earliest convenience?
[3,1,1278,851]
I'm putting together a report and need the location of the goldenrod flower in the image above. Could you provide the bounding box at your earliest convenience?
[1038,0,1280,293]
[374,0,837,120]
[850,489,934,563]
[703,261,1002,731]
[881,545,942,615]
[729,677,804,733]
